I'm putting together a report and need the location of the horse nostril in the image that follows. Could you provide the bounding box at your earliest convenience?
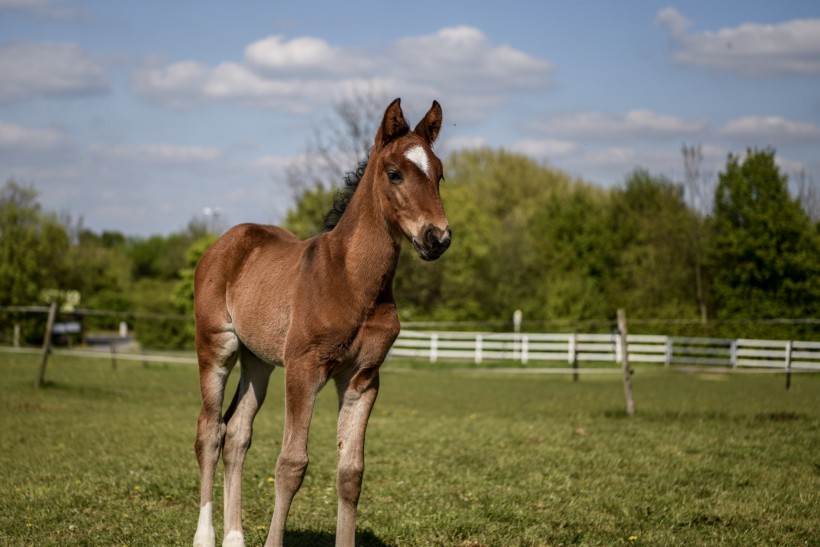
[425,226,451,252]
[423,226,436,248]
[440,228,451,248]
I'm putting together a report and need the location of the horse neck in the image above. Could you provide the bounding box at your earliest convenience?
[328,172,401,298]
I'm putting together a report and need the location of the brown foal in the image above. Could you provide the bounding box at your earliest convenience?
[193,98,451,547]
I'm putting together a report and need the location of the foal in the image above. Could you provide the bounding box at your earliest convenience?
[193,98,451,547]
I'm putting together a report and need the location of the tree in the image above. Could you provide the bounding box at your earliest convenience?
[0,180,71,342]
[604,170,699,319]
[708,149,820,324]
[64,228,134,331]
[285,89,386,200]
[172,233,219,346]
[681,144,713,323]
[793,168,820,222]
[527,183,612,322]
[283,183,336,239]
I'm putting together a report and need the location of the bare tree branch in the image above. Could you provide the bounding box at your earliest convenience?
[285,86,386,199]
[793,168,820,221]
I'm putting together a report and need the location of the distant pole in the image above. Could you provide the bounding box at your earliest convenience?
[13,324,20,348]
[618,309,635,416]
[35,302,58,389]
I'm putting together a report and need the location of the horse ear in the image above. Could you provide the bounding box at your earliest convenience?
[414,100,442,145]
[375,98,409,147]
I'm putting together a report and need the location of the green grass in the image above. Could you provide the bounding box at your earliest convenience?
[1,352,818,546]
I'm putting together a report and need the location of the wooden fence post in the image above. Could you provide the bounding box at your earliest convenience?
[570,334,579,383]
[35,302,57,389]
[785,340,793,390]
[13,323,20,348]
[618,309,635,416]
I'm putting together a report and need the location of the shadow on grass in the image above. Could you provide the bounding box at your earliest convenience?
[284,529,392,546]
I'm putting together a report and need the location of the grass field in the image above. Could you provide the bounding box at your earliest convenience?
[0,351,818,546]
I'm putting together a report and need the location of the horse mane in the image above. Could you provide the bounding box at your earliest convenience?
[323,156,369,231]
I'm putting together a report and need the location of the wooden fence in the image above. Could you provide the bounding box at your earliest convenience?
[389,330,820,371]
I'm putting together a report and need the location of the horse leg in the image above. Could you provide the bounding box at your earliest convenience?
[265,364,326,547]
[334,367,380,547]
[194,331,239,547]
[221,347,273,547]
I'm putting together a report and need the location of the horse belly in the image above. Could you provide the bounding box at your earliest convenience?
[234,319,288,366]
[228,289,291,366]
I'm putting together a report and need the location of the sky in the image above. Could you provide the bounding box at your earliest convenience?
[1,0,819,236]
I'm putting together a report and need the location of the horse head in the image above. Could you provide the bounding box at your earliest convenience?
[372,98,451,261]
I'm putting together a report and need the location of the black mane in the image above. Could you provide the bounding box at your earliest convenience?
[323,157,369,231]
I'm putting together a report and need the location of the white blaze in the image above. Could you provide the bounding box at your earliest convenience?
[404,145,431,179]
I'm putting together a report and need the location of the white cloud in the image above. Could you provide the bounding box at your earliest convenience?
[532,109,707,140]
[89,143,223,164]
[511,138,577,157]
[0,120,65,151]
[132,26,552,120]
[389,26,552,92]
[244,35,371,75]
[718,116,820,142]
[656,7,820,77]
[0,42,109,103]
[132,59,374,112]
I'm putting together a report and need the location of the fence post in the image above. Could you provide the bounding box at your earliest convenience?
[13,324,20,348]
[475,334,483,365]
[730,340,738,368]
[785,340,793,390]
[618,309,635,416]
[430,333,438,364]
[521,335,528,365]
[35,302,58,389]
[664,337,672,367]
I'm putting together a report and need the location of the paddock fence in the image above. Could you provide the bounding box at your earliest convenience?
[388,330,820,372]
[2,331,819,372]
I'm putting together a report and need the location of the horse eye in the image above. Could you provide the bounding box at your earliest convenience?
[387,170,403,184]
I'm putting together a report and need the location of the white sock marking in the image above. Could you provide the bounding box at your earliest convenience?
[194,502,215,547]
[404,145,430,178]
[222,530,245,547]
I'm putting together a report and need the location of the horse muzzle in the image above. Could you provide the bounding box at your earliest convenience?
[413,224,451,261]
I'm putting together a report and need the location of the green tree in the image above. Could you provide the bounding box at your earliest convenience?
[172,233,219,345]
[604,169,699,319]
[528,183,612,323]
[283,183,336,239]
[64,229,134,330]
[0,180,71,342]
[708,149,820,325]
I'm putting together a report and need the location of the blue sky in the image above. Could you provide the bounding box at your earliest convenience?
[1,0,819,235]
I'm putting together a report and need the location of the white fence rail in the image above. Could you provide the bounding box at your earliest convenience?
[2,331,818,373]
[389,331,820,371]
